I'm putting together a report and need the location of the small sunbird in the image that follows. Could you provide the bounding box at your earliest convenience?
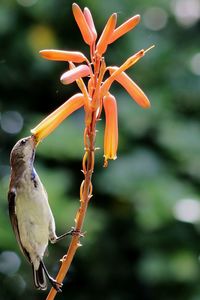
[8,135,78,291]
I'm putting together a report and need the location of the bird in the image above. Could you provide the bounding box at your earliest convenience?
[8,135,74,291]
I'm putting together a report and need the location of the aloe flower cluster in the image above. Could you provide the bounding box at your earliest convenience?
[30,4,153,298]
[31,3,152,166]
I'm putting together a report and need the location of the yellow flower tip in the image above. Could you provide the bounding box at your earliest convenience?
[39,49,87,63]
[108,67,151,108]
[83,7,97,42]
[109,14,141,44]
[103,154,117,168]
[60,65,90,85]
[30,129,42,143]
[103,93,118,165]
[103,157,108,168]
[31,93,85,141]
[72,3,94,45]
[30,133,40,146]
[96,13,117,56]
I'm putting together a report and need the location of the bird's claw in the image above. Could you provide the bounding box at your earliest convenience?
[51,279,63,292]
[70,227,85,238]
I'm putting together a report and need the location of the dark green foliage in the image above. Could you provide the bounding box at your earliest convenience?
[1,0,200,299]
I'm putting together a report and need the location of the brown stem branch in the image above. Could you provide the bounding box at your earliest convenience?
[46,113,96,300]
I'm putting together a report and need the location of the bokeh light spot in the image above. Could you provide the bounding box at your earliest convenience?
[143,7,168,31]
[171,0,200,27]
[0,251,21,275]
[173,198,200,223]
[16,0,38,7]
[190,53,200,76]
[0,8,14,34]
[27,25,57,53]
[0,111,23,134]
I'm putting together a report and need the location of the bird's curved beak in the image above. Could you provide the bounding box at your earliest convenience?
[31,135,40,148]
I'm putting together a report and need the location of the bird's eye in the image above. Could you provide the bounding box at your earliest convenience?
[20,139,27,145]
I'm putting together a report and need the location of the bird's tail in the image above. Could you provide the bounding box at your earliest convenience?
[32,262,47,290]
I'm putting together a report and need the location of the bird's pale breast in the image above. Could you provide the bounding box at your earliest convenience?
[16,172,52,261]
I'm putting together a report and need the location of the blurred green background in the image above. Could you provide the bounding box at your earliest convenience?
[1,0,200,299]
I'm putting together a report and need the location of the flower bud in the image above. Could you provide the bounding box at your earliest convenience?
[84,7,97,42]
[40,50,87,63]
[96,13,117,56]
[60,65,90,85]
[109,15,140,44]
[72,3,94,45]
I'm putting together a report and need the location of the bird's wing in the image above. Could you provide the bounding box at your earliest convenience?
[8,190,31,263]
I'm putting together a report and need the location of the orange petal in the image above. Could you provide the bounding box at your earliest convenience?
[31,93,85,141]
[103,93,118,167]
[84,7,97,42]
[60,65,90,85]
[109,15,140,44]
[39,49,87,63]
[72,3,94,45]
[96,13,117,56]
[109,67,150,108]
[101,47,154,97]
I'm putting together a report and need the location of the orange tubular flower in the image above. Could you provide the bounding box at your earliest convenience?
[83,7,97,42]
[31,93,85,141]
[108,67,150,108]
[109,15,141,44]
[96,13,117,56]
[100,49,147,97]
[72,3,94,45]
[32,2,153,157]
[103,93,118,167]
[39,50,87,63]
[31,4,154,298]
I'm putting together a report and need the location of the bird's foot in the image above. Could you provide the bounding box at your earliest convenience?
[51,227,85,244]
[49,277,63,292]
[70,227,85,238]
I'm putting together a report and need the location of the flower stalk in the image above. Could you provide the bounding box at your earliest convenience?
[46,111,96,300]
[30,3,153,299]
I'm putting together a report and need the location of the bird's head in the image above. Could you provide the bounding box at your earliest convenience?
[10,135,38,167]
